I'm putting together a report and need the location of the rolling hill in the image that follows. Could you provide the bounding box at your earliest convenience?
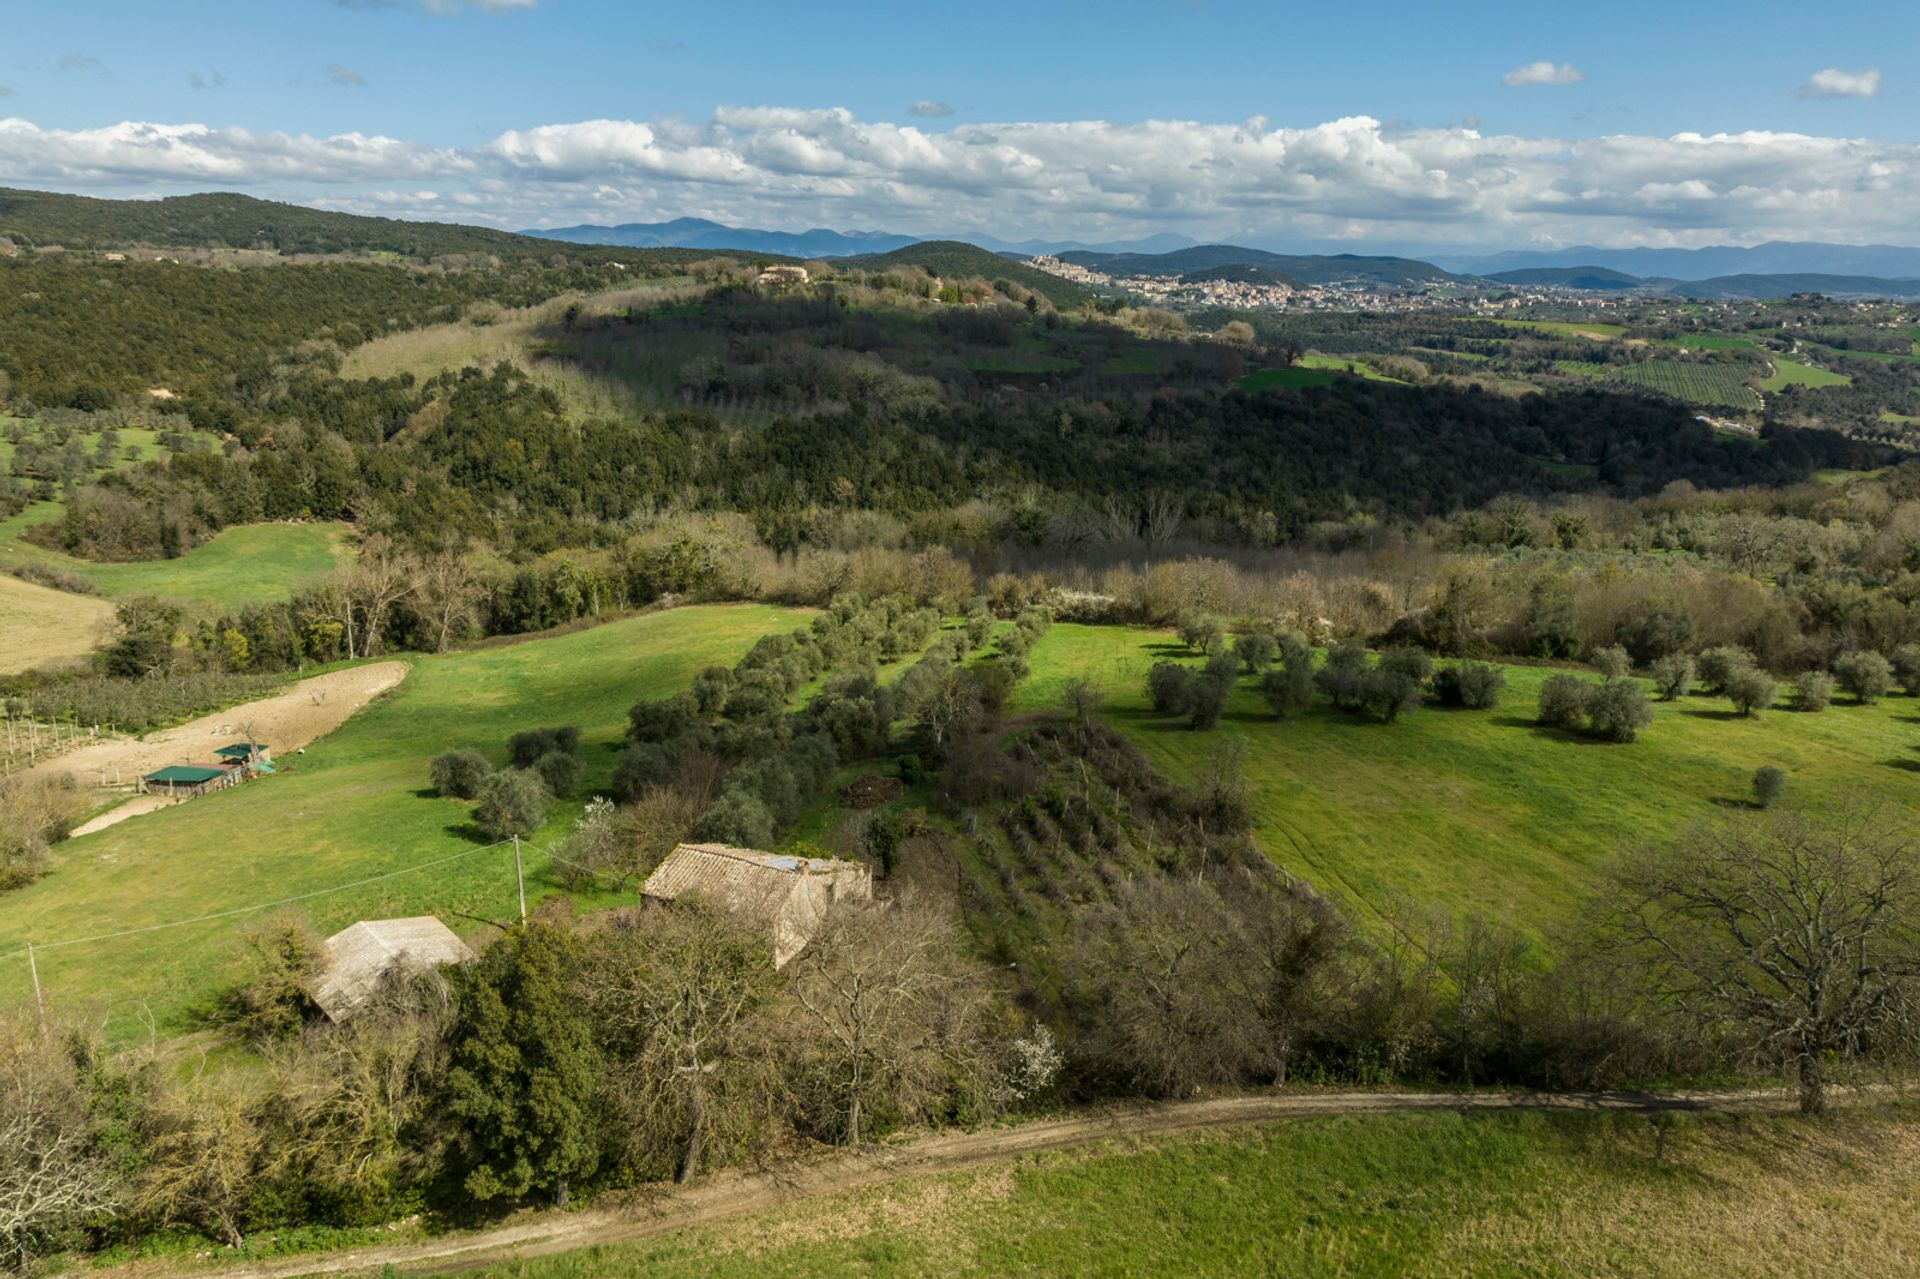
[1486,266,1645,291]
[1671,272,1920,301]
[842,240,1094,306]
[522,216,921,258]
[1440,239,1920,281]
[1057,244,1462,288]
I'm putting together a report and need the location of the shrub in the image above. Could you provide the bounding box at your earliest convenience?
[1649,654,1696,702]
[533,750,582,799]
[1696,646,1756,696]
[1585,679,1653,743]
[897,753,926,785]
[508,726,580,769]
[1202,648,1241,686]
[1752,765,1786,809]
[1363,647,1431,723]
[690,665,734,714]
[1146,661,1197,716]
[1725,667,1779,718]
[1260,661,1314,719]
[1434,661,1505,710]
[629,693,701,743]
[611,741,674,802]
[1589,645,1631,681]
[1234,632,1278,673]
[694,788,774,848]
[1791,671,1833,713]
[474,768,549,840]
[1537,674,1591,730]
[1893,643,1920,696]
[1832,650,1894,704]
[431,749,493,800]
[1186,677,1227,731]
[1176,610,1226,655]
[1314,640,1370,712]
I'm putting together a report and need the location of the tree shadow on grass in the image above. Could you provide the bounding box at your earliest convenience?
[410,786,440,799]
[1679,707,1749,722]
[1884,758,1920,774]
[1711,796,1763,811]
[444,820,494,843]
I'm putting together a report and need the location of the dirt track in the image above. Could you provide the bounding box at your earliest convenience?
[111,1086,1796,1279]
[31,662,410,795]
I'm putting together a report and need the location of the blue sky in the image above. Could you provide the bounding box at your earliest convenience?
[2,0,1916,248]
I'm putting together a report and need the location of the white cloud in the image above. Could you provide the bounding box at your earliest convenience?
[1800,68,1881,99]
[1502,60,1584,87]
[325,63,367,88]
[2,107,1918,249]
[908,100,954,118]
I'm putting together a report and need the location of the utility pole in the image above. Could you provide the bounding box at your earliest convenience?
[26,942,44,1032]
[513,835,527,922]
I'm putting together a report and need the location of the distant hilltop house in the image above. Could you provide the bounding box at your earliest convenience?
[755,264,810,288]
[642,842,872,968]
[310,916,475,1023]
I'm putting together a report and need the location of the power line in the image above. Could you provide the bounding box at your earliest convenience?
[1,838,519,961]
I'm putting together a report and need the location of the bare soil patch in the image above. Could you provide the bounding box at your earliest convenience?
[30,661,410,791]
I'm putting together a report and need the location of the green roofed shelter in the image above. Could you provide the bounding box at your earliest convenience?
[215,743,271,762]
[142,764,236,798]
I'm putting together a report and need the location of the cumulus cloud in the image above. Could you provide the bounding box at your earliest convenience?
[1502,60,1584,87]
[325,63,367,87]
[1800,68,1881,99]
[908,100,954,118]
[2,107,1918,249]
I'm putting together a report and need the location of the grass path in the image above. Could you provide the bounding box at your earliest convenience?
[0,604,810,1036]
[91,1089,1914,1279]
[1014,624,1920,938]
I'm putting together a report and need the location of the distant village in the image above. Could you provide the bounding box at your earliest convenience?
[1024,253,1631,315]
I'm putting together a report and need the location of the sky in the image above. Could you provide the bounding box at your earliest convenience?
[2,0,1918,251]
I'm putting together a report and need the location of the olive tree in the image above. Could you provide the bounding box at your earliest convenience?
[1833,651,1894,705]
[1649,654,1695,702]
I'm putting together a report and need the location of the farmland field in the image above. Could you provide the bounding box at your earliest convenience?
[1611,360,1763,411]
[0,603,811,1037]
[445,1108,1920,1279]
[1758,354,1852,391]
[1238,365,1340,391]
[1298,352,1405,382]
[0,572,115,672]
[8,521,352,610]
[1011,624,1920,939]
[1489,318,1626,340]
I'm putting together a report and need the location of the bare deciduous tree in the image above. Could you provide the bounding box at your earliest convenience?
[414,549,484,653]
[0,1021,118,1273]
[1602,808,1920,1114]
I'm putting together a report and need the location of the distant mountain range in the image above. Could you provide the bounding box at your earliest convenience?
[1434,240,1920,281]
[1057,244,1463,288]
[519,218,1200,260]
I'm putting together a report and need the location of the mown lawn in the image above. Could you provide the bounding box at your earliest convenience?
[447,1107,1920,1279]
[0,604,810,1037]
[1013,624,1920,938]
[0,521,353,612]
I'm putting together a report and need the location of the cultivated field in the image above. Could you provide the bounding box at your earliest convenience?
[435,1107,1920,1279]
[0,519,352,610]
[1759,353,1853,391]
[0,604,810,1037]
[0,572,114,672]
[1012,624,1920,937]
[1612,359,1764,412]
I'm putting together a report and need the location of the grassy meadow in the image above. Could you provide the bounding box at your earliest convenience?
[1758,353,1852,392]
[5,521,353,610]
[0,604,810,1037]
[1012,624,1920,938]
[447,1107,1920,1279]
[0,572,115,672]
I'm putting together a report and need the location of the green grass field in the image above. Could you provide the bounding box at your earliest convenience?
[1489,318,1627,340]
[1238,366,1340,391]
[1758,354,1852,392]
[1298,352,1405,383]
[1660,334,1763,354]
[0,520,351,611]
[445,1108,1920,1279]
[0,604,810,1037]
[1012,625,1920,939]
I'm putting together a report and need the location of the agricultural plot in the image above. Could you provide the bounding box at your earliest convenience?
[1489,318,1626,340]
[1662,334,1764,353]
[1758,354,1853,391]
[0,521,352,611]
[1012,624,1920,940]
[1610,360,1763,412]
[0,603,812,1037]
[0,572,114,673]
[1298,352,1405,382]
[1238,366,1340,391]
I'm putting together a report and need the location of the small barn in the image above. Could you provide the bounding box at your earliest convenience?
[215,742,272,765]
[641,843,872,968]
[310,916,475,1023]
[141,765,235,798]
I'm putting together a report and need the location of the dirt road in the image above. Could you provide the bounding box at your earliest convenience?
[32,662,410,795]
[111,1086,1795,1279]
